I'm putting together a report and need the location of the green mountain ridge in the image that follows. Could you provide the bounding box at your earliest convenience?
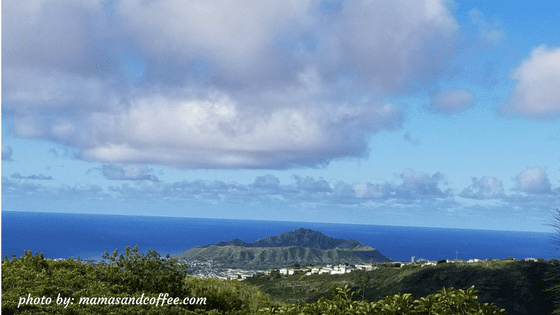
[199,228,367,250]
[175,228,393,269]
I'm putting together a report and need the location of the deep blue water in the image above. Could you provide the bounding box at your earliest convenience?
[2,211,559,262]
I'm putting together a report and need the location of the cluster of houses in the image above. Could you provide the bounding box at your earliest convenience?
[183,256,544,281]
[277,264,376,276]
[184,261,377,280]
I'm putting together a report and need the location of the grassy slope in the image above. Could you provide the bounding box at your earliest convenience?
[243,259,560,315]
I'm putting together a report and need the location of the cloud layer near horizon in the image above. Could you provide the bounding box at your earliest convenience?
[4,167,556,207]
[2,0,460,169]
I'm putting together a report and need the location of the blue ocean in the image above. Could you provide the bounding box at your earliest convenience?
[2,211,559,262]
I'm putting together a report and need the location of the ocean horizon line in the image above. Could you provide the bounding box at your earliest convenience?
[3,210,556,235]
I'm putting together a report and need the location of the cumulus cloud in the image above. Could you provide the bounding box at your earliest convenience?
[352,179,392,199]
[5,169,556,213]
[100,169,453,204]
[100,165,159,182]
[513,167,552,194]
[2,0,458,169]
[2,144,13,161]
[460,176,504,199]
[426,88,476,115]
[11,173,54,180]
[252,174,281,190]
[502,46,560,119]
[294,175,331,193]
[2,176,105,199]
[396,169,450,199]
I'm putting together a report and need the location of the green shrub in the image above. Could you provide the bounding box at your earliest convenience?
[258,284,507,315]
[2,247,275,315]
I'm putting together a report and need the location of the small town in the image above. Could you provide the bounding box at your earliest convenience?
[182,256,541,281]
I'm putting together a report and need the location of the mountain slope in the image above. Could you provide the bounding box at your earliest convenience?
[175,228,392,269]
[203,228,366,250]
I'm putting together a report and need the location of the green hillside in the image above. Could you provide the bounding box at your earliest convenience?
[175,228,392,269]
[244,258,560,315]
[176,245,391,270]
[4,247,560,314]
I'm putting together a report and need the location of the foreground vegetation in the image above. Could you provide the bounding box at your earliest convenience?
[259,284,506,314]
[245,259,560,315]
[2,247,275,314]
[3,247,559,314]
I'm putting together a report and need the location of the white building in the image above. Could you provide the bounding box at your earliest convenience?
[355,264,374,271]
[279,268,295,275]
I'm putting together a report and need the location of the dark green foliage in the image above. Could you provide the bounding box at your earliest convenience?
[2,247,275,315]
[99,245,189,296]
[392,261,557,315]
[545,207,560,315]
[258,284,506,314]
[546,260,560,315]
[3,247,554,315]
[183,277,275,314]
[245,260,559,315]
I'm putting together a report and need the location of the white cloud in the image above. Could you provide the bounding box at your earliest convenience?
[353,179,391,198]
[502,46,560,119]
[427,88,476,115]
[70,88,403,168]
[3,0,458,169]
[460,176,504,199]
[116,0,313,80]
[514,167,552,194]
[312,0,457,92]
[396,169,449,199]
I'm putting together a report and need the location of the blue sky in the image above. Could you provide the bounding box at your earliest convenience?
[2,0,559,232]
